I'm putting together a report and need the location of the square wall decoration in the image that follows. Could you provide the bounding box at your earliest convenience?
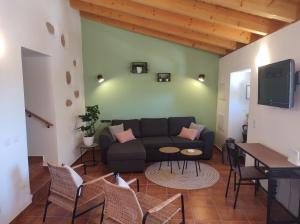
[130,62,148,74]
[157,73,171,82]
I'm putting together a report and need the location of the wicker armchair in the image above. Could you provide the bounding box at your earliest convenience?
[43,163,113,224]
[100,177,185,224]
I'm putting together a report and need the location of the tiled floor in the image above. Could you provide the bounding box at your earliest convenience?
[12,148,268,224]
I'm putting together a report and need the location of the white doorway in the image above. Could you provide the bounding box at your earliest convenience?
[21,47,58,193]
[228,69,251,143]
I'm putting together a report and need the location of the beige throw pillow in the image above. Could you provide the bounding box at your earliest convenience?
[190,122,205,139]
[108,123,124,141]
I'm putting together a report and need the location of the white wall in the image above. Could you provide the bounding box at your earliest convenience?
[216,20,300,216]
[0,0,85,223]
[228,70,250,142]
[22,49,58,164]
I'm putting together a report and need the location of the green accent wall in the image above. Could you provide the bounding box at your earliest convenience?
[81,18,219,131]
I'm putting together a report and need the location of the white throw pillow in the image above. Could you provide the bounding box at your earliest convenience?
[108,123,124,141]
[115,174,130,189]
[64,165,83,195]
[189,122,205,139]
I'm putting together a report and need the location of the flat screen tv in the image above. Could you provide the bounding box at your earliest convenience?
[258,59,295,108]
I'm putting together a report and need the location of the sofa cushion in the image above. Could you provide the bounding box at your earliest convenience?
[107,139,146,161]
[115,129,136,143]
[178,127,198,140]
[168,117,196,136]
[171,136,204,149]
[112,119,141,138]
[140,118,168,137]
[142,136,173,149]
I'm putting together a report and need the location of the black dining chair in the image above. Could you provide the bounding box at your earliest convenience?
[224,138,267,208]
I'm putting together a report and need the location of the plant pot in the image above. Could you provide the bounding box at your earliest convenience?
[83,136,94,146]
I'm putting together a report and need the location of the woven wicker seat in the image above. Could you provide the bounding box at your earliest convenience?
[43,163,113,224]
[100,177,185,224]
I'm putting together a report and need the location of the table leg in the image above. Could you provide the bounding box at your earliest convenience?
[176,153,180,169]
[171,160,173,174]
[159,161,162,170]
[267,175,277,224]
[182,160,186,175]
[195,161,199,176]
[198,160,201,171]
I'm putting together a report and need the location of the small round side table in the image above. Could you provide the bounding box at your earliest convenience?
[79,143,99,166]
[181,149,203,176]
[159,146,181,173]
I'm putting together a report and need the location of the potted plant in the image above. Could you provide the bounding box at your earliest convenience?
[78,105,100,146]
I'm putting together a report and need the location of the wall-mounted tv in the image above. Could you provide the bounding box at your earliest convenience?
[258,59,295,108]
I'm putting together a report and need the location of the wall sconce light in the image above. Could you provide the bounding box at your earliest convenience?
[198,74,205,82]
[97,74,104,83]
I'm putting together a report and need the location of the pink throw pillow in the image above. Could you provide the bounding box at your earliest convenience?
[178,127,198,140]
[115,129,136,143]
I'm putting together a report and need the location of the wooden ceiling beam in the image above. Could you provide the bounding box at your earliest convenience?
[199,0,299,23]
[70,0,237,49]
[80,12,228,55]
[130,0,285,35]
[78,0,252,44]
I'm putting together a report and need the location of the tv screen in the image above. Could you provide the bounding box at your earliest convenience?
[258,59,295,108]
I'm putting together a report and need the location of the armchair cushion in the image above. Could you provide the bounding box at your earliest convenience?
[63,165,83,195]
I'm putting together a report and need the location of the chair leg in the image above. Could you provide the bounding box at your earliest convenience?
[234,172,237,191]
[100,202,105,224]
[180,194,185,224]
[233,180,241,209]
[225,170,232,198]
[255,180,259,196]
[42,200,51,222]
[71,209,76,224]
[176,154,180,170]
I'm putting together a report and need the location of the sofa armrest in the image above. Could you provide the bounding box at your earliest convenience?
[200,128,215,159]
[99,127,114,164]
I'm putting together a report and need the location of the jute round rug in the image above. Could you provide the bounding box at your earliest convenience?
[145,161,220,190]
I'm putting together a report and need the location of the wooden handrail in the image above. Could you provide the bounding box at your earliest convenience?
[25,109,54,128]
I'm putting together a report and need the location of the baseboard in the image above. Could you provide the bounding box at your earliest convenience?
[9,192,32,223]
[70,149,87,166]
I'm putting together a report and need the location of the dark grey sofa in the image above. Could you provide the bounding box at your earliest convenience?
[99,117,214,172]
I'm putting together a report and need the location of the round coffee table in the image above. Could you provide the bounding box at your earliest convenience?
[159,146,181,173]
[181,149,203,176]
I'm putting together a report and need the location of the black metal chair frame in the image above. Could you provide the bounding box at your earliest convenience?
[225,141,267,209]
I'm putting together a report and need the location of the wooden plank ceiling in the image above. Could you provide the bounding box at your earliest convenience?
[70,0,300,56]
